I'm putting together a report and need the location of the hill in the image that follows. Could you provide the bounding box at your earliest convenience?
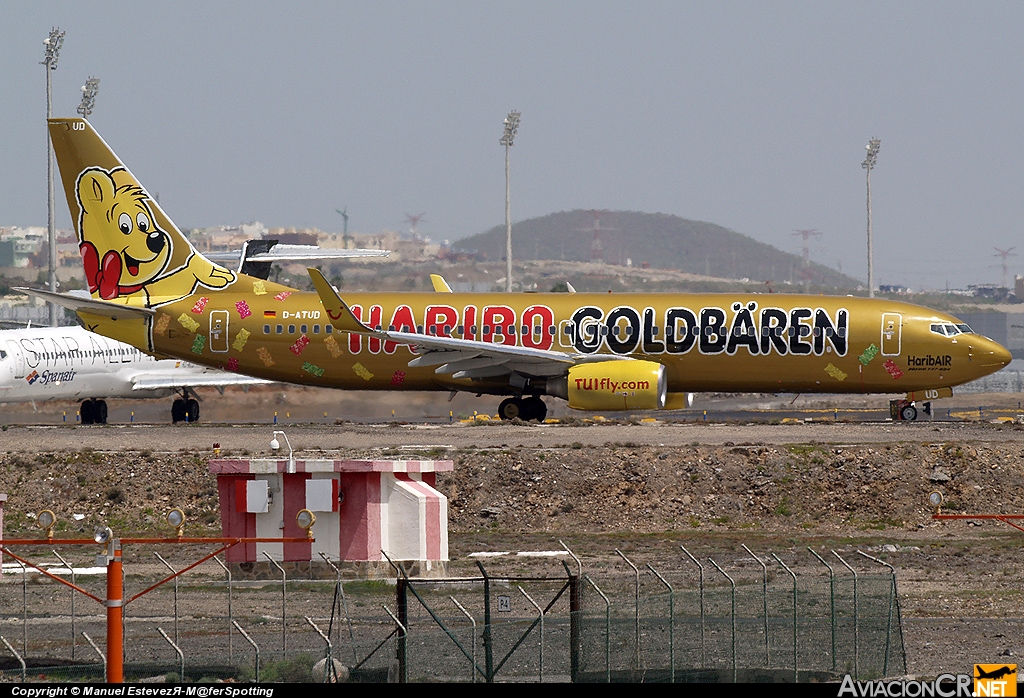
[453,210,860,289]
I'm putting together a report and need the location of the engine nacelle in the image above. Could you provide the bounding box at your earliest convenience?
[546,360,667,411]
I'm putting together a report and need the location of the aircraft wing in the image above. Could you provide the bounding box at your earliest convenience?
[205,244,389,264]
[130,371,273,391]
[308,268,627,380]
[15,287,155,320]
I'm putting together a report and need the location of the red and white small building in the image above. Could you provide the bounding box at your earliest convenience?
[209,458,452,570]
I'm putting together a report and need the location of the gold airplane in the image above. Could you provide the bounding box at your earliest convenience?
[28,118,1012,422]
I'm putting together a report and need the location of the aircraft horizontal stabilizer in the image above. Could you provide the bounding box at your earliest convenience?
[131,373,273,391]
[15,287,155,321]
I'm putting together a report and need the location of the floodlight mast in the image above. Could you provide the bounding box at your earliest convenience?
[500,111,521,293]
[42,28,65,327]
[862,138,881,298]
[77,76,100,119]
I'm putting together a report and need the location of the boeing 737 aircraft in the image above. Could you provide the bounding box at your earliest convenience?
[25,118,1012,421]
[0,324,269,423]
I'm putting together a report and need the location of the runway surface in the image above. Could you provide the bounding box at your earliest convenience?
[0,419,1018,454]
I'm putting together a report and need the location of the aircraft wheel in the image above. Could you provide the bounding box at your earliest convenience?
[900,404,918,421]
[498,397,523,421]
[171,399,186,424]
[95,400,108,425]
[80,399,94,425]
[523,397,547,422]
[184,398,200,423]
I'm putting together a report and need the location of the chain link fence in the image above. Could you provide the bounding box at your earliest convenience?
[0,547,904,683]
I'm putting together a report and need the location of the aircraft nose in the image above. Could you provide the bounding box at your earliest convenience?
[976,337,1012,370]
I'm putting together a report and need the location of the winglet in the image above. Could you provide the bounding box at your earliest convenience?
[307,268,375,334]
[430,274,453,293]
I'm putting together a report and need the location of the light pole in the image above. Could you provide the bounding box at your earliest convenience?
[77,76,100,119]
[500,111,521,293]
[42,28,65,326]
[863,138,881,298]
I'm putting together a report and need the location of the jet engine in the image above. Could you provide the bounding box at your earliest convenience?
[546,360,667,411]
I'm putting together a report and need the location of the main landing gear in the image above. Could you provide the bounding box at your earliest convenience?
[498,396,548,422]
[80,398,108,425]
[171,389,200,424]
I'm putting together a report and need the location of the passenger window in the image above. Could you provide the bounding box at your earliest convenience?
[313,325,320,334]
[264,325,271,334]
[276,325,283,334]
[325,325,333,334]
[288,325,296,334]
[300,324,308,334]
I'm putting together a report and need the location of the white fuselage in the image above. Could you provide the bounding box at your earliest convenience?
[0,325,200,403]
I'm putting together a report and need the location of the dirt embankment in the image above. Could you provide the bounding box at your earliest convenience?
[2,441,1022,538]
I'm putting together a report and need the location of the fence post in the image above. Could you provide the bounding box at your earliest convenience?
[584,575,611,683]
[708,558,737,683]
[615,549,642,671]
[772,553,799,683]
[213,556,233,664]
[382,605,407,683]
[157,627,184,681]
[396,576,408,682]
[561,558,582,683]
[262,552,287,655]
[680,546,706,668]
[832,550,859,680]
[647,563,674,683]
[154,553,179,647]
[318,551,358,665]
[519,586,544,683]
[304,616,335,682]
[233,621,260,682]
[857,550,906,677]
[742,543,770,669]
[17,560,27,656]
[807,548,837,672]
[0,636,25,682]
[450,596,477,683]
[82,632,106,682]
[475,560,494,683]
[52,550,76,661]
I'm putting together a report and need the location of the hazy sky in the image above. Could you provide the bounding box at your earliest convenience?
[3,2,1024,290]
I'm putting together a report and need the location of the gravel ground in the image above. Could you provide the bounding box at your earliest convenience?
[1,393,1023,680]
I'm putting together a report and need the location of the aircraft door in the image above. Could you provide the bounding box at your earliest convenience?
[210,310,230,353]
[5,340,25,379]
[881,313,902,356]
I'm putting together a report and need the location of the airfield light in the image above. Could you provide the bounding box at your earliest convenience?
[501,110,521,293]
[94,526,112,545]
[862,137,881,298]
[296,509,316,539]
[77,76,100,119]
[928,490,944,512]
[42,27,66,327]
[37,509,56,539]
[166,508,186,537]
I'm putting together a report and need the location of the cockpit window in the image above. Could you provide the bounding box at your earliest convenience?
[956,323,973,334]
[0,350,6,360]
[931,322,971,337]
